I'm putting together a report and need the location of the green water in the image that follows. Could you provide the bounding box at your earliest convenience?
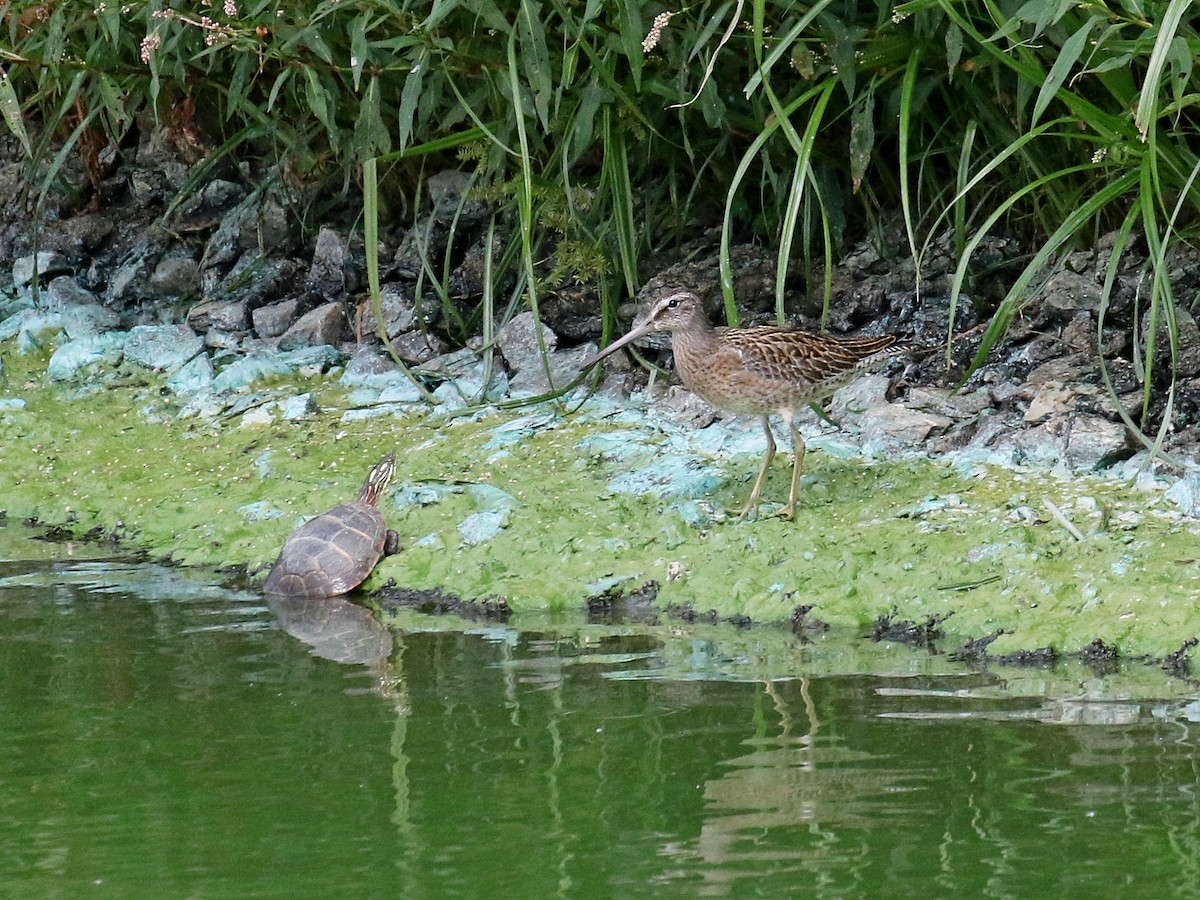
[3,542,1200,897]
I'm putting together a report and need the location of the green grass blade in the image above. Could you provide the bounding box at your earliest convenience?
[1135,0,1191,140]
[363,157,437,403]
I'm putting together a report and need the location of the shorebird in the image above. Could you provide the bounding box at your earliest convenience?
[583,289,905,519]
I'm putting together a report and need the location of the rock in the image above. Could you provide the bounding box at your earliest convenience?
[201,190,263,267]
[307,226,349,298]
[44,276,100,309]
[277,301,345,351]
[188,298,248,332]
[496,311,558,372]
[639,244,784,322]
[165,353,214,395]
[105,238,168,306]
[354,284,417,341]
[239,404,275,427]
[0,309,62,347]
[830,373,891,414]
[47,333,126,381]
[391,329,446,363]
[280,393,318,420]
[1041,269,1101,313]
[1060,311,1096,354]
[59,307,119,341]
[1063,414,1129,469]
[148,250,201,299]
[342,348,405,386]
[205,253,296,309]
[251,298,300,338]
[1165,469,1200,518]
[1022,354,1091,389]
[427,169,486,224]
[904,386,991,419]
[508,344,590,395]
[13,252,71,287]
[123,324,205,373]
[173,179,247,231]
[1024,381,1075,424]
[1142,305,1200,378]
[210,352,295,393]
[57,214,115,255]
[660,385,719,429]
[856,403,953,446]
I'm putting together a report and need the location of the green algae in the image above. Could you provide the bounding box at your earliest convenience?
[3,340,1200,658]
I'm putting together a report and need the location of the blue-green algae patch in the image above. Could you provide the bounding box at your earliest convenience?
[3,342,1200,658]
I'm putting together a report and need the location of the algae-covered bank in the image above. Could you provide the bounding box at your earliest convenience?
[4,338,1200,662]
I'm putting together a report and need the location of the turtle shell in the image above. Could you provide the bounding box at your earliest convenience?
[262,500,388,598]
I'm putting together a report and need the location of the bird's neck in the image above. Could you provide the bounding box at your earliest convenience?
[670,320,720,366]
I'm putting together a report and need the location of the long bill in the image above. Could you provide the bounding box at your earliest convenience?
[580,320,659,370]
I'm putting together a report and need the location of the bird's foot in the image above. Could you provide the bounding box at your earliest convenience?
[736,497,770,520]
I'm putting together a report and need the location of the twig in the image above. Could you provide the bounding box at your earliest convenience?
[1045,498,1084,541]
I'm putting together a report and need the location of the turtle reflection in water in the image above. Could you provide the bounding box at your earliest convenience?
[263,453,399,598]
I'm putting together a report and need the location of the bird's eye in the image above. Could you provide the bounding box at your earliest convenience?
[666,297,680,309]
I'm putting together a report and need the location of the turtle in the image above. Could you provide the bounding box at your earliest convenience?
[263,453,399,598]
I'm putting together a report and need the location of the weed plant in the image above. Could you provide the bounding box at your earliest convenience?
[2,1,1198,444]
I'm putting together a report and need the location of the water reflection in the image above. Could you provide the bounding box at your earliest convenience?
[3,540,1200,896]
[267,594,392,667]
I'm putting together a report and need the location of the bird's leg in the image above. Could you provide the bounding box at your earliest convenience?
[780,414,807,520]
[739,416,777,519]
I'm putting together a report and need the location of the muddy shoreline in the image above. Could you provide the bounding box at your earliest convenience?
[4,142,1200,675]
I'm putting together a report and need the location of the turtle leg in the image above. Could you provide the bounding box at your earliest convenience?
[383,530,401,556]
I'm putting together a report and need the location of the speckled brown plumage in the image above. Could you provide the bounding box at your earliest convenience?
[583,289,905,519]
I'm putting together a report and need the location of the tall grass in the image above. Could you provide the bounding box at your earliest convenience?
[3,1,1200,436]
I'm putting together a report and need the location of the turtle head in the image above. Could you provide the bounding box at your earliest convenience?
[358,453,397,505]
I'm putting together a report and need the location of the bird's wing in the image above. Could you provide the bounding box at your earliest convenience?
[718,327,899,385]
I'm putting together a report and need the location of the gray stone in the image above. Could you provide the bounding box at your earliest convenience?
[427,170,486,224]
[188,298,248,332]
[47,333,126,381]
[280,393,318,420]
[496,311,558,372]
[148,251,201,299]
[660,385,719,429]
[165,353,215,395]
[830,373,890,414]
[341,349,405,386]
[106,241,167,305]
[0,309,62,344]
[60,304,121,339]
[1142,305,1200,378]
[44,276,99,309]
[202,191,261,268]
[211,353,295,393]
[391,329,446,364]
[123,324,205,373]
[856,403,953,446]
[252,298,299,338]
[508,344,590,396]
[58,215,115,254]
[1024,381,1075,424]
[173,179,246,231]
[356,284,417,340]
[1063,414,1128,470]
[206,253,295,309]
[307,226,349,298]
[279,344,342,371]
[13,252,71,288]
[904,386,992,419]
[1042,269,1101,312]
[278,301,345,351]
